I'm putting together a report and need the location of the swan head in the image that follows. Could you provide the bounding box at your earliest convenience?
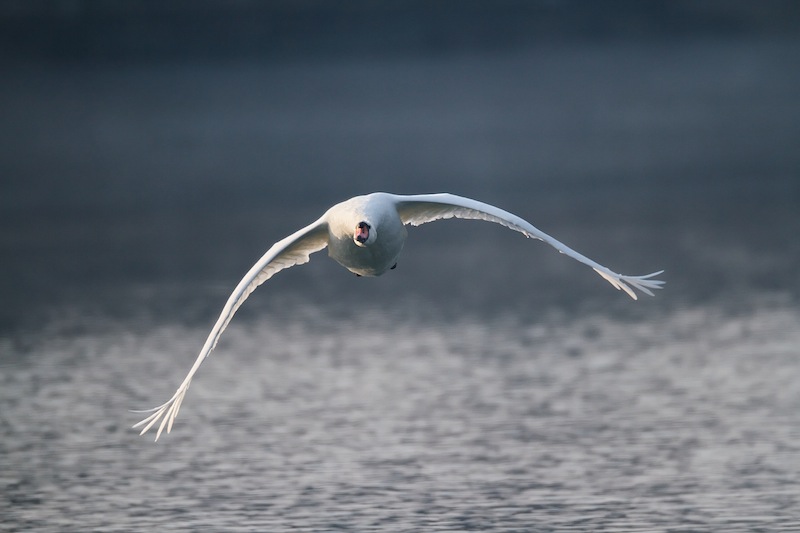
[354,221,375,247]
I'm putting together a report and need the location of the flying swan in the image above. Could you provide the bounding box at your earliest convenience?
[133,192,664,440]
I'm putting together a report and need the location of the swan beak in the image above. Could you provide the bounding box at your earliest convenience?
[355,222,370,244]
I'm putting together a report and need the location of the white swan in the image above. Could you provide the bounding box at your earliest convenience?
[133,192,664,440]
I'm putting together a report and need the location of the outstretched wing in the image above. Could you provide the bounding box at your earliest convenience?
[133,217,330,441]
[392,193,664,299]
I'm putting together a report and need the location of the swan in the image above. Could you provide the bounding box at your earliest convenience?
[133,192,664,440]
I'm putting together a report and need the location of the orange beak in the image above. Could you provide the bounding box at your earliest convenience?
[355,222,370,243]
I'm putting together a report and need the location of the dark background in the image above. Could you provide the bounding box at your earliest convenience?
[1,0,799,332]
[2,1,800,63]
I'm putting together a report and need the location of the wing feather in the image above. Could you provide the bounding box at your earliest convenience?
[392,193,664,299]
[132,217,329,440]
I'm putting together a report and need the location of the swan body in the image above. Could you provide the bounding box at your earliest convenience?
[326,194,408,276]
[133,192,664,440]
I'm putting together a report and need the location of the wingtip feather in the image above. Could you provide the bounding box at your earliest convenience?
[132,386,189,441]
[593,268,665,300]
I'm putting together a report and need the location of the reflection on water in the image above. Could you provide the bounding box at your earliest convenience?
[1,298,799,531]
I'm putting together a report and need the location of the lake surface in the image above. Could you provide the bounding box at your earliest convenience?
[1,37,799,531]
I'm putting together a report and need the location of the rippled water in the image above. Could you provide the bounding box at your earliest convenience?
[2,294,800,531]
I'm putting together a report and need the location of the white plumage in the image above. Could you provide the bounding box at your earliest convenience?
[133,192,664,440]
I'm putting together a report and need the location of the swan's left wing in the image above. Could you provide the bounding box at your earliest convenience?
[133,217,330,441]
[392,193,664,299]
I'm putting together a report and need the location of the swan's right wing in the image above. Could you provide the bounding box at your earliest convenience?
[392,193,664,299]
[132,217,330,441]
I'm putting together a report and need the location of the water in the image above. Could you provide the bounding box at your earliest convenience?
[2,298,799,531]
[2,37,800,531]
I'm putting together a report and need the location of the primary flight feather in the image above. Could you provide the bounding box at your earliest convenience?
[133,192,664,440]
